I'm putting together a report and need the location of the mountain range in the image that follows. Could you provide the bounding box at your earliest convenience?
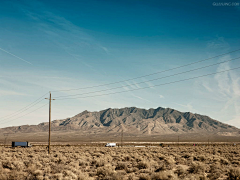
[1,107,239,138]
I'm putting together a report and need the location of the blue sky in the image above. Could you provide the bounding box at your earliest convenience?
[0,0,240,128]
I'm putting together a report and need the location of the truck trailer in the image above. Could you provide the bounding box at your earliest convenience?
[12,142,32,147]
[105,143,116,147]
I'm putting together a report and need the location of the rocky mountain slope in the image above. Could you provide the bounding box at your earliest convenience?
[1,107,239,136]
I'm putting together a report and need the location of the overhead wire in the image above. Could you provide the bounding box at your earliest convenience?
[51,48,240,92]
[53,56,240,99]
[0,98,46,123]
[0,92,48,120]
[0,103,49,125]
[54,66,240,100]
[2,49,240,124]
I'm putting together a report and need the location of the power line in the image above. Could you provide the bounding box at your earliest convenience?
[0,103,48,125]
[53,56,240,99]
[55,66,240,100]
[51,48,240,92]
[0,92,48,120]
[2,50,240,125]
[0,99,45,123]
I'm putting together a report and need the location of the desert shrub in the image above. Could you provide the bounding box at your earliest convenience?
[0,145,239,179]
[33,170,43,177]
[51,164,66,174]
[139,173,151,180]
[135,155,144,162]
[127,174,135,180]
[195,155,205,162]
[151,170,177,180]
[174,155,186,164]
[220,157,229,165]
[105,172,125,180]
[2,160,14,170]
[228,167,240,180]
[139,169,153,174]
[126,167,138,173]
[123,155,131,161]
[35,175,44,180]
[77,171,92,180]
[207,163,222,179]
[79,158,89,166]
[184,174,207,180]
[4,170,27,180]
[104,154,113,163]
[91,158,106,167]
[182,153,191,159]
[115,162,127,170]
[96,166,114,177]
[165,156,175,165]
[232,160,240,165]
[155,162,167,172]
[137,160,150,169]
[175,165,186,178]
[158,155,166,160]
[0,173,7,180]
[63,169,78,179]
[188,162,205,174]
[52,173,64,180]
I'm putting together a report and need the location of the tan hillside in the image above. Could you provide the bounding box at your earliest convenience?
[1,107,239,137]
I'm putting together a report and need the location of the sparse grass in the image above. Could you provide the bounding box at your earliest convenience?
[0,145,239,179]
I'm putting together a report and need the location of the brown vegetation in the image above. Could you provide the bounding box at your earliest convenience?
[0,145,240,179]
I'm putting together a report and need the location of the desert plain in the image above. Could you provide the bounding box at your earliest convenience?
[1,144,240,180]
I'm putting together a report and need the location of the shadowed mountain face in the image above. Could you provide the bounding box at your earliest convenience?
[0,107,239,135]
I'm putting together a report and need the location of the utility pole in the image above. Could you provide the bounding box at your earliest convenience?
[3,133,8,147]
[45,92,55,154]
[178,136,179,148]
[121,129,123,147]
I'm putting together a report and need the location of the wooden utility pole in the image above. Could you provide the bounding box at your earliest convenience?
[121,129,123,147]
[45,92,55,154]
[3,133,8,147]
[178,136,179,148]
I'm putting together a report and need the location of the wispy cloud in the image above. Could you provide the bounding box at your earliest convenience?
[17,0,109,72]
[100,46,109,54]
[142,79,155,89]
[0,47,32,65]
[131,93,152,103]
[121,83,130,91]
[175,102,197,113]
[201,81,213,92]
[0,90,28,96]
[207,36,229,50]
[132,80,141,88]
[200,36,240,127]
[214,56,240,105]
[199,55,240,127]
[227,115,240,128]
[125,81,137,89]
[159,95,164,98]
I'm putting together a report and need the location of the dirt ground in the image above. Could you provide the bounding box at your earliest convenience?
[1,131,240,144]
[0,145,240,180]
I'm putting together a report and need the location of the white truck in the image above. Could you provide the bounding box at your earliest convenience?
[105,143,116,147]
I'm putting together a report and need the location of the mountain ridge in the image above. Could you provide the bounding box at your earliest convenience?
[0,106,238,136]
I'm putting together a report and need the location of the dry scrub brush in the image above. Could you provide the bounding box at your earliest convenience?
[0,145,240,179]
